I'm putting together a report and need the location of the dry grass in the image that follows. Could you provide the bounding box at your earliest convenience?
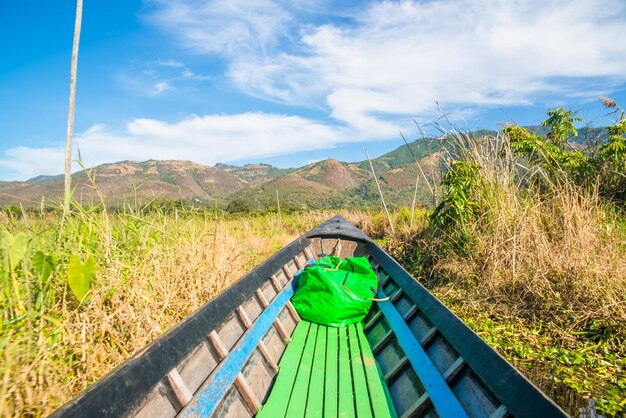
[437,184,626,332]
[0,209,325,416]
[1,206,413,417]
[3,156,624,416]
[435,132,626,333]
[388,130,626,414]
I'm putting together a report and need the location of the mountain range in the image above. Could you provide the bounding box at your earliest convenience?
[0,137,442,210]
[0,125,608,210]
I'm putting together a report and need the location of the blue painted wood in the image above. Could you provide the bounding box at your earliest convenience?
[180,279,298,417]
[367,244,567,418]
[376,290,469,418]
[51,238,311,418]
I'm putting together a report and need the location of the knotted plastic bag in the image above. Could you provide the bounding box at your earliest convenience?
[291,256,378,327]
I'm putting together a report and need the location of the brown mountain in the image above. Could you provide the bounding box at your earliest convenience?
[0,138,441,209]
[227,155,440,210]
[215,163,294,184]
[295,159,368,190]
[0,160,247,207]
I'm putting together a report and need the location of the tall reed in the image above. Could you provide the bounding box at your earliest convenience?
[393,128,626,415]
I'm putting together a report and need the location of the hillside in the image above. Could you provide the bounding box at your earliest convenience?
[0,160,247,207]
[215,163,295,183]
[227,159,371,210]
[0,136,469,209]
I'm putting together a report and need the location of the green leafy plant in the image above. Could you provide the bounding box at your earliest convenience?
[431,160,482,226]
[67,254,96,303]
[542,107,583,147]
[1,230,30,314]
[597,118,626,201]
[503,123,586,175]
[504,101,626,202]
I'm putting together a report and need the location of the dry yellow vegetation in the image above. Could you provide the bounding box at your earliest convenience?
[1,207,419,417]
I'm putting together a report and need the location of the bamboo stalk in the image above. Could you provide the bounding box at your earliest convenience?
[365,150,395,235]
[63,0,83,215]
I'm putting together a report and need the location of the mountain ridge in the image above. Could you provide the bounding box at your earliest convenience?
[0,125,610,209]
[0,140,435,209]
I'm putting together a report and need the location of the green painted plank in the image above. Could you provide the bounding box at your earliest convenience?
[338,326,355,418]
[305,325,327,418]
[348,324,373,418]
[286,323,319,417]
[357,322,396,418]
[324,327,339,418]
[376,362,399,418]
[257,321,311,417]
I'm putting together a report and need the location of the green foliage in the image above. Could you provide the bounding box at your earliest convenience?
[542,107,583,147]
[33,251,55,283]
[3,205,23,217]
[226,197,253,213]
[1,230,30,314]
[2,230,29,272]
[598,119,626,201]
[159,173,179,185]
[602,119,626,160]
[431,160,482,226]
[430,304,626,417]
[504,124,587,174]
[67,255,96,303]
[503,105,626,202]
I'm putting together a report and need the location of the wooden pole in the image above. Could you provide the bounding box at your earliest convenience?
[365,150,395,235]
[63,0,83,214]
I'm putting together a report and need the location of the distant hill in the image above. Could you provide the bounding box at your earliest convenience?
[215,163,295,183]
[357,137,435,172]
[461,125,607,145]
[0,160,247,207]
[0,124,611,210]
[228,159,372,210]
[26,174,63,183]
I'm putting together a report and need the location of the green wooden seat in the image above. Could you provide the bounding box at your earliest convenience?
[257,321,395,418]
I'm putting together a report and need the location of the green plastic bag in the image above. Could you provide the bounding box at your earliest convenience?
[291,256,378,327]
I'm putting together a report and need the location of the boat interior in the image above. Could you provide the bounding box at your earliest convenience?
[53,216,566,418]
[132,235,505,418]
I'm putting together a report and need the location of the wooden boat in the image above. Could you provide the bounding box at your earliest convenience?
[52,215,568,418]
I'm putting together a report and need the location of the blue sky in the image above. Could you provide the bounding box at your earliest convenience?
[1,0,625,180]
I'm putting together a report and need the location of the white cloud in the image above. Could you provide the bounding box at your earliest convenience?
[117,60,212,97]
[147,0,626,129]
[6,0,625,181]
[180,68,212,81]
[0,147,67,180]
[146,0,292,55]
[0,112,379,180]
[150,81,171,96]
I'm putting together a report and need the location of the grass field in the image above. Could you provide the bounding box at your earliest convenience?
[0,207,413,417]
[1,200,625,417]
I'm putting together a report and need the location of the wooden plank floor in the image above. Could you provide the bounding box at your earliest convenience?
[258,321,394,418]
